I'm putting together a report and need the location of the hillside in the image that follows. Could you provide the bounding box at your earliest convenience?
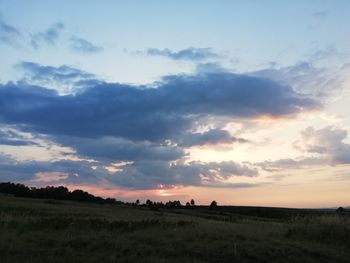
[0,194,349,263]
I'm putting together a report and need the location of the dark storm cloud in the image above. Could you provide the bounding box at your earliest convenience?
[69,37,103,54]
[30,23,64,49]
[0,70,320,142]
[145,47,219,61]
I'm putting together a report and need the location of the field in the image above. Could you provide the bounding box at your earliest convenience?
[0,194,349,263]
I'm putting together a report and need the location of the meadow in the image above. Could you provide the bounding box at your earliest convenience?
[0,193,349,263]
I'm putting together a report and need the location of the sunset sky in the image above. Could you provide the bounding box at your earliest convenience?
[1,0,350,207]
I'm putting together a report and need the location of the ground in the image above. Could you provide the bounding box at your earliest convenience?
[0,194,349,263]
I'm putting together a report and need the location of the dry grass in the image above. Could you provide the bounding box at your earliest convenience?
[0,194,349,263]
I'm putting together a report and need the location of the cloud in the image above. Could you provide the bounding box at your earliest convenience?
[17,61,97,94]
[294,126,350,165]
[0,19,102,54]
[309,45,338,63]
[33,171,69,183]
[30,22,64,49]
[0,63,322,189]
[0,151,257,189]
[0,155,100,184]
[250,62,340,98]
[0,67,320,143]
[0,129,37,146]
[69,37,103,54]
[257,157,324,172]
[177,129,248,147]
[107,160,258,189]
[257,126,350,171]
[143,47,219,61]
[0,17,21,46]
[312,10,329,20]
[0,138,35,146]
[58,136,185,161]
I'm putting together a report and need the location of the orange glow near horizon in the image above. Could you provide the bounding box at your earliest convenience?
[23,171,350,208]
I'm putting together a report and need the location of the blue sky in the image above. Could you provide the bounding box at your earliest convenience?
[0,0,350,207]
[2,0,350,82]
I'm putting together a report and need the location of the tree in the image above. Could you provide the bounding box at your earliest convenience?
[186,202,191,206]
[336,207,346,213]
[190,199,195,206]
[210,200,217,207]
[0,182,121,205]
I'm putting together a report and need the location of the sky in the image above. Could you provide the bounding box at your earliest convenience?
[0,0,350,208]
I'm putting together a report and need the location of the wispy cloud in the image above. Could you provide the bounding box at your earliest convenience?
[257,126,350,171]
[309,45,339,63]
[69,37,103,54]
[30,22,64,49]
[134,47,219,61]
[312,10,329,21]
[294,126,350,165]
[177,129,248,147]
[17,61,97,94]
[0,18,103,55]
[0,17,21,47]
[250,62,339,98]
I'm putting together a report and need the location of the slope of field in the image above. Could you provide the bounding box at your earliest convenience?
[0,194,349,263]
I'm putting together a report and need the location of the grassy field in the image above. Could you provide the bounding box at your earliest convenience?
[0,194,349,263]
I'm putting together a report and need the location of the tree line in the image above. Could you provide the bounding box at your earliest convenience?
[0,182,120,204]
[0,182,218,208]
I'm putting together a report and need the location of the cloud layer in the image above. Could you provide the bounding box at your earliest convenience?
[0,63,321,188]
[0,67,320,141]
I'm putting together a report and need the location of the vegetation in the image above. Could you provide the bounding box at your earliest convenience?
[0,182,349,262]
[0,182,120,204]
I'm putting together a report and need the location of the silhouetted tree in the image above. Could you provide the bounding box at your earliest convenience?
[210,200,218,207]
[186,202,191,206]
[190,199,195,206]
[336,207,346,213]
[105,198,117,204]
[0,182,122,205]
